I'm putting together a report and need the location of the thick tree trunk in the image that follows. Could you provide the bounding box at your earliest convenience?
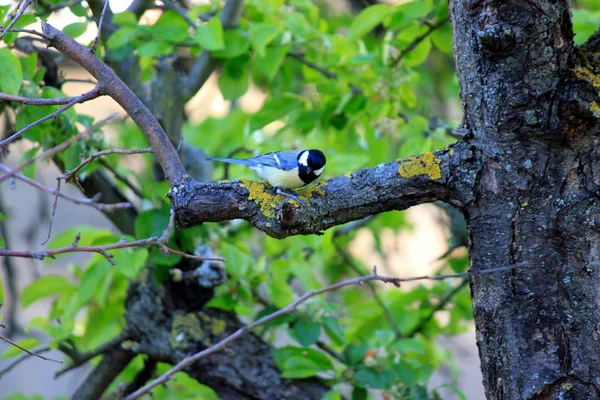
[450,0,600,398]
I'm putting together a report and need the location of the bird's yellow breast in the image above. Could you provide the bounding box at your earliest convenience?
[254,166,305,189]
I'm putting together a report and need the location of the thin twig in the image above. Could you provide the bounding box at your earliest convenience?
[55,331,130,377]
[334,240,402,337]
[0,345,51,379]
[0,87,102,150]
[0,92,92,106]
[0,162,131,211]
[62,147,153,183]
[124,261,527,400]
[3,28,51,40]
[391,18,449,67]
[0,113,116,183]
[0,334,62,364]
[41,178,61,245]
[163,246,225,262]
[406,278,469,337]
[0,0,32,41]
[97,159,144,199]
[90,0,110,54]
[288,52,363,95]
[0,210,225,264]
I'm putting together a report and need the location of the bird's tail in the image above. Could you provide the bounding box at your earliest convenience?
[206,157,256,167]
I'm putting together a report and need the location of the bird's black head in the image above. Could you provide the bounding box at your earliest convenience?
[298,149,326,185]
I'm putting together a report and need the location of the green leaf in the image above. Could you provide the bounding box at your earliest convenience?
[255,44,288,81]
[195,17,225,51]
[113,11,138,27]
[322,316,345,345]
[249,94,302,132]
[274,346,333,378]
[248,23,280,57]
[218,57,250,100]
[106,27,138,50]
[21,275,75,308]
[49,226,113,249]
[0,48,23,95]
[137,41,173,57]
[292,317,321,347]
[0,271,4,303]
[0,337,40,359]
[151,10,189,43]
[351,387,368,400]
[392,360,418,386]
[432,23,453,54]
[134,209,170,239]
[354,366,397,389]
[212,30,249,58]
[79,260,110,303]
[349,4,392,39]
[321,391,342,400]
[63,22,88,38]
[20,146,40,179]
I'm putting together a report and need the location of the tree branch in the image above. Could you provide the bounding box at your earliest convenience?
[171,146,469,238]
[61,147,153,183]
[0,87,102,150]
[183,0,244,100]
[41,22,187,186]
[90,0,110,54]
[72,348,135,400]
[0,0,32,40]
[126,262,527,400]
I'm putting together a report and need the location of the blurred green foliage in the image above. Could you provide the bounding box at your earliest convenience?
[0,0,598,399]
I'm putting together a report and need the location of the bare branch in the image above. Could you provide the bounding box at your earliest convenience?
[288,52,363,95]
[0,92,94,105]
[183,0,244,100]
[0,334,62,364]
[0,87,103,150]
[0,0,33,41]
[55,331,130,377]
[0,113,117,183]
[391,18,449,67]
[0,346,51,379]
[125,262,527,400]
[0,163,131,211]
[90,0,110,54]
[41,22,187,186]
[0,209,224,264]
[62,147,153,183]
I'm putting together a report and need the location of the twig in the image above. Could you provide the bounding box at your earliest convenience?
[41,178,61,245]
[406,278,469,337]
[0,0,32,41]
[0,87,102,150]
[124,261,527,400]
[0,92,93,106]
[97,158,144,199]
[0,209,224,264]
[0,113,116,183]
[90,0,110,54]
[62,147,153,183]
[288,52,363,95]
[0,334,62,364]
[334,240,402,337]
[391,18,449,67]
[0,162,131,211]
[55,331,130,377]
[163,246,225,262]
[0,345,51,379]
[3,28,51,40]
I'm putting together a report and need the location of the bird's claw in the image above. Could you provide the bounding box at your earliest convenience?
[276,188,307,207]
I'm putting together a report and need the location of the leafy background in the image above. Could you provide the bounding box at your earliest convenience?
[0,0,599,399]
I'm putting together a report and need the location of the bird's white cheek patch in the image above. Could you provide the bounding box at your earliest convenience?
[298,151,309,166]
[314,166,324,176]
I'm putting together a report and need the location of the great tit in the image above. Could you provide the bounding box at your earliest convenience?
[209,149,326,203]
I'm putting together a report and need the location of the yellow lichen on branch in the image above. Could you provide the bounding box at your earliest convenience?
[398,152,442,180]
[239,179,327,218]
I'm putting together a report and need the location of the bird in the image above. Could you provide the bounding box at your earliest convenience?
[208,149,326,204]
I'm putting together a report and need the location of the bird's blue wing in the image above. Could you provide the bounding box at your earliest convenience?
[250,150,302,171]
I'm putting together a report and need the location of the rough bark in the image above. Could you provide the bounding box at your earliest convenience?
[449,1,600,399]
[125,273,329,400]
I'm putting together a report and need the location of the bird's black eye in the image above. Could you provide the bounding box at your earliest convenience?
[307,149,326,169]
